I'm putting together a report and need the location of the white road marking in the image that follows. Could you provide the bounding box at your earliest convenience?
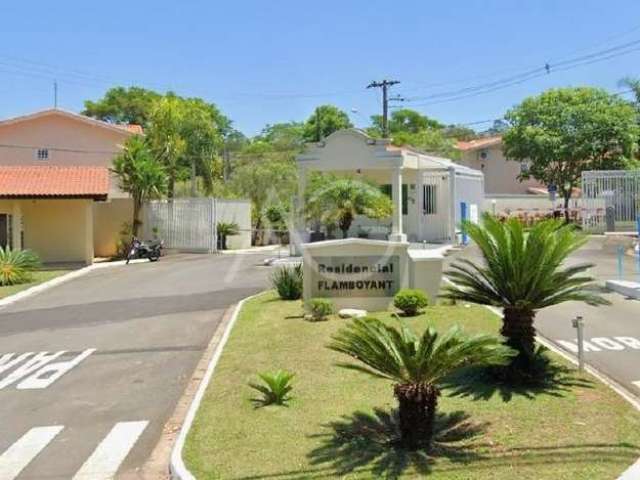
[0,426,64,479]
[555,336,640,353]
[17,349,96,390]
[0,351,65,389]
[72,421,148,480]
[0,349,97,390]
[633,381,640,390]
[0,353,34,375]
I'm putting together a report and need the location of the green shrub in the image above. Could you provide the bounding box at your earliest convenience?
[307,298,334,321]
[217,222,240,250]
[271,263,303,300]
[249,370,294,406]
[393,288,429,316]
[0,247,41,286]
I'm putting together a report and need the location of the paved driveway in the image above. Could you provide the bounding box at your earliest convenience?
[445,237,640,399]
[0,253,270,479]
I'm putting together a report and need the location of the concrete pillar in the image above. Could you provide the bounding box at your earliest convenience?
[11,202,22,250]
[84,200,94,264]
[448,167,457,243]
[389,166,407,242]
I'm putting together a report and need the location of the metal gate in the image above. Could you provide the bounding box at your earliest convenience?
[582,170,640,233]
[417,171,451,242]
[143,198,217,252]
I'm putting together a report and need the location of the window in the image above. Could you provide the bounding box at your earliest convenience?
[423,184,437,214]
[381,184,408,215]
[36,148,49,160]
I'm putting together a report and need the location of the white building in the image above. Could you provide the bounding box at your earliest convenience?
[296,129,484,244]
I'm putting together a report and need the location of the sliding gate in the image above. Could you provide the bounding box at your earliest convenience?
[582,170,640,233]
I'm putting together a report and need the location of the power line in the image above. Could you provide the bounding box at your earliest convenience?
[404,43,640,108]
[367,80,400,138]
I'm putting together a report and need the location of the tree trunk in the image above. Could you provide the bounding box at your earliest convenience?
[339,212,353,238]
[132,199,141,237]
[394,382,439,450]
[168,171,176,199]
[563,191,571,223]
[501,307,536,372]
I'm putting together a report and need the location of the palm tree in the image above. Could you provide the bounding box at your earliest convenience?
[307,178,392,238]
[329,318,514,449]
[441,214,608,379]
[112,136,168,236]
[619,77,640,105]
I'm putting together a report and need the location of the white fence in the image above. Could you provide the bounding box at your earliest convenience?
[142,198,251,252]
[582,170,640,233]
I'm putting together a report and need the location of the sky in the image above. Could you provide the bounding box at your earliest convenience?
[1,0,640,136]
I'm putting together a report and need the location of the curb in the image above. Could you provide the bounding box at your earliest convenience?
[0,259,137,308]
[169,292,263,480]
[167,283,640,479]
[480,304,640,479]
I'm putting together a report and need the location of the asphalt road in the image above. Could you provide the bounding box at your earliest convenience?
[0,252,271,479]
[446,236,640,398]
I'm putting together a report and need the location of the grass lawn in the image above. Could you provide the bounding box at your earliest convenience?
[0,269,71,299]
[184,292,640,479]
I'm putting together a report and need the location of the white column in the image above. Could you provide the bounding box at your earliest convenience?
[291,165,307,255]
[448,167,457,243]
[11,202,22,250]
[388,166,407,242]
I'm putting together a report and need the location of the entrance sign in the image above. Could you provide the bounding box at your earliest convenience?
[302,238,443,311]
[311,256,400,298]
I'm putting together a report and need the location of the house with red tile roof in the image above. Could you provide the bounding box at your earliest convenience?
[0,109,141,263]
[456,135,545,194]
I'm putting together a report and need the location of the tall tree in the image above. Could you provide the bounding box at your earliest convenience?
[229,158,298,243]
[112,136,167,236]
[303,105,353,142]
[503,87,640,221]
[83,86,162,126]
[368,109,459,158]
[370,108,443,136]
[147,97,186,198]
[619,77,640,105]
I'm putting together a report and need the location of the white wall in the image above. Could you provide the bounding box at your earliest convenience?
[483,194,582,214]
[216,199,251,249]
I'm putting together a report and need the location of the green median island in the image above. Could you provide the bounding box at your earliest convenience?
[183,291,640,480]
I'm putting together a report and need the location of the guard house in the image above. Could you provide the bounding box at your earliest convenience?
[296,129,484,244]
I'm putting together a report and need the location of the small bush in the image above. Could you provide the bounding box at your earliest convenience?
[249,370,294,406]
[393,288,429,316]
[0,247,41,286]
[307,298,334,321]
[271,263,303,300]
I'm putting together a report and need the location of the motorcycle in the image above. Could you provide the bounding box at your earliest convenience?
[126,237,163,264]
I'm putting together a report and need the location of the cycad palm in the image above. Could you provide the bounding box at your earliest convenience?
[329,318,514,449]
[441,214,608,378]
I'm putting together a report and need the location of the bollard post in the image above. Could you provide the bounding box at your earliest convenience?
[617,245,624,280]
[572,315,585,372]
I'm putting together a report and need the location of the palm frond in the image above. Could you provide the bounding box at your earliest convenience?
[328,317,515,385]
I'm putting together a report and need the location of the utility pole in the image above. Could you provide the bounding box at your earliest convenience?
[53,80,58,109]
[367,79,400,138]
[315,107,322,142]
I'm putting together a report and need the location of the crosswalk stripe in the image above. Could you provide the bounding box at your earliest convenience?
[72,421,149,480]
[0,425,64,479]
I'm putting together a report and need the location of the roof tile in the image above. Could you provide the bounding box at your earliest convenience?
[0,166,109,199]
